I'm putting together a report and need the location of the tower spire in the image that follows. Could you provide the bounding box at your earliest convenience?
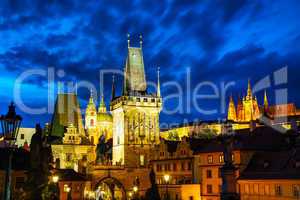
[264,90,269,108]
[157,67,161,97]
[139,34,143,48]
[89,88,94,104]
[227,95,237,121]
[111,75,115,101]
[127,33,130,48]
[98,90,107,113]
[247,79,252,97]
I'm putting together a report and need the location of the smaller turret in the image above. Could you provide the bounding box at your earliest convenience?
[85,89,97,129]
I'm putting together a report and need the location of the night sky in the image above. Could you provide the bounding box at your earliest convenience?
[0,0,300,128]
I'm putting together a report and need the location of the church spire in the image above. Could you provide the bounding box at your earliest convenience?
[111,75,115,101]
[157,67,161,97]
[264,90,269,109]
[98,91,107,113]
[123,35,147,94]
[227,95,237,121]
[89,89,94,104]
[247,79,252,98]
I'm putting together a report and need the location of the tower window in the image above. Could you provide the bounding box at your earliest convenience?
[90,119,94,126]
[140,155,145,166]
[207,155,213,164]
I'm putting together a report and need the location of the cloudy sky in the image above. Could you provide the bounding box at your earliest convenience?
[0,0,300,127]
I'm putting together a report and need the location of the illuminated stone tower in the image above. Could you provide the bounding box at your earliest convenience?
[110,35,162,167]
[227,95,237,121]
[96,93,113,142]
[243,80,260,121]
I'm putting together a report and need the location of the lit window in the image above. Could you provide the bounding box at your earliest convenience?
[181,162,185,171]
[140,155,145,166]
[207,155,213,164]
[66,153,72,162]
[264,184,270,195]
[90,119,94,126]
[293,185,300,198]
[219,154,224,163]
[275,185,282,196]
[254,184,259,194]
[245,184,249,194]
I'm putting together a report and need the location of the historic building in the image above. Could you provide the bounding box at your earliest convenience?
[227,80,299,122]
[110,37,162,167]
[85,91,113,146]
[50,93,95,173]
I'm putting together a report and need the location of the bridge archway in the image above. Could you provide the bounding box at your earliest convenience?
[94,176,127,200]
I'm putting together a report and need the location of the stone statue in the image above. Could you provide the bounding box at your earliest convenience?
[96,134,106,164]
[145,168,161,200]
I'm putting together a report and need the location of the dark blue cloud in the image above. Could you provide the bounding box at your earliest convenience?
[0,0,300,127]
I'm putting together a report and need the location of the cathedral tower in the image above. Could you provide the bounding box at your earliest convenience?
[227,95,237,121]
[111,35,162,167]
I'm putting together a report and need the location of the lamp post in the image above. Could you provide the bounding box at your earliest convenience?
[0,102,22,200]
[163,174,170,200]
[52,175,59,199]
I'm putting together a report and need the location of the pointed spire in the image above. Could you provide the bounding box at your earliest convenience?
[264,90,269,108]
[98,91,107,113]
[111,75,116,101]
[127,33,130,48]
[157,67,161,97]
[89,88,94,104]
[74,82,78,95]
[227,95,237,121]
[247,79,252,97]
[139,34,143,48]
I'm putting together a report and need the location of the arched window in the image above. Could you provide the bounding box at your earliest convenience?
[90,119,94,126]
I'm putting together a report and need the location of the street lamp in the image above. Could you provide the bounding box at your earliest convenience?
[52,175,59,183]
[52,175,60,199]
[164,174,170,200]
[0,102,22,200]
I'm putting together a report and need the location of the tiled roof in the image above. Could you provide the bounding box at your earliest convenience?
[191,125,291,154]
[239,146,300,179]
[50,93,85,138]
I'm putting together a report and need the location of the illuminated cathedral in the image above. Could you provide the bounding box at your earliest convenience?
[227,80,298,122]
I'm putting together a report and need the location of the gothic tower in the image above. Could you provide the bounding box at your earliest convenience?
[110,35,162,167]
[85,90,97,144]
[227,95,237,121]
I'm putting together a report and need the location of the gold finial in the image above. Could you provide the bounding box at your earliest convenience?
[127,33,130,48]
[140,34,143,48]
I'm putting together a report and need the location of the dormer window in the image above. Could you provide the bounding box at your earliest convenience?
[263,161,270,168]
[296,161,300,168]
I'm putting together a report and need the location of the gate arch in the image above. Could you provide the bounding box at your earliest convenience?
[95,176,127,200]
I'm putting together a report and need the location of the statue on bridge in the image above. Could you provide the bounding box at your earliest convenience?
[96,134,106,164]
